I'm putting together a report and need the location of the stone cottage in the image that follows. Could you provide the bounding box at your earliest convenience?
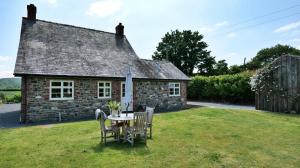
[14,4,190,123]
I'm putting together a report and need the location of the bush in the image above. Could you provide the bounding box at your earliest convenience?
[188,71,255,104]
[0,92,5,104]
[0,91,21,104]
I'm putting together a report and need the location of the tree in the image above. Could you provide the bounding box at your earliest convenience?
[214,60,228,75]
[246,44,300,70]
[197,55,216,76]
[152,30,211,76]
[228,65,244,74]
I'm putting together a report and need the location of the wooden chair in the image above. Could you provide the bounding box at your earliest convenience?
[99,111,119,144]
[146,107,154,139]
[125,112,148,146]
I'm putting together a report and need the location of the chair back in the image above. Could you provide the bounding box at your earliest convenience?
[99,111,107,132]
[133,112,148,134]
[146,107,154,125]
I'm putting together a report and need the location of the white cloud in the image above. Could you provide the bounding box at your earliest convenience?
[292,38,300,42]
[199,26,214,33]
[0,70,13,78]
[86,0,122,17]
[215,21,229,27]
[274,20,300,33]
[0,56,13,62]
[226,32,237,38]
[41,0,57,5]
[199,21,229,34]
[0,56,15,78]
[227,52,237,57]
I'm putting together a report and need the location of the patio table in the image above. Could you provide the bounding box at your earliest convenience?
[107,113,133,121]
[107,113,134,141]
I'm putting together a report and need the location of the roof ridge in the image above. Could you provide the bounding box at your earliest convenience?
[22,17,123,37]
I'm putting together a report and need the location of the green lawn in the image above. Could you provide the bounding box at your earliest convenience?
[0,107,299,168]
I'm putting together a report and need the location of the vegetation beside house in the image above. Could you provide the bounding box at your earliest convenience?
[0,78,21,104]
[188,71,254,104]
[0,107,299,167]
[0,91,21,104]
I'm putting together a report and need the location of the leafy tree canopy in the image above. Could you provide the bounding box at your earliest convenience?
[246,44,300,70]
[152,30,211,76]
[214,60,229,75]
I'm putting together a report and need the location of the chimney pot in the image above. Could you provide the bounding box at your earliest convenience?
[115,23,124,36]
[27,4,37,20]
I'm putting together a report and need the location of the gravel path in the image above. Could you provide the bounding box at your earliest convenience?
[0,104,21,128]
[187,101,255,110]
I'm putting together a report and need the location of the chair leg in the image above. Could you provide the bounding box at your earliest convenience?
[131,135,134,146]
[104,132,107,144]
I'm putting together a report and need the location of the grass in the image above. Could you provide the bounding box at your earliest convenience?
[0,107,299,168]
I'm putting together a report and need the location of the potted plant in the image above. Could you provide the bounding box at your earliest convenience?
[107,101,121,117]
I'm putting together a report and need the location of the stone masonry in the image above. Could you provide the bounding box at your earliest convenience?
[22,76,187,122]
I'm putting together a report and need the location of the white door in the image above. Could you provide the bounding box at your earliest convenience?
[121,82,133,111]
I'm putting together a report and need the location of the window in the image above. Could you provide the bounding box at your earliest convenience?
[121,83,125,97]
[169,82,180,96]
[50,80,74,100]
[98,81,111,98]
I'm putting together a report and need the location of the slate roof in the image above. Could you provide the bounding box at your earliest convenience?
[14,18,190,81]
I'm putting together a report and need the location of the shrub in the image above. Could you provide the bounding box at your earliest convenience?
[0,92,5,104]
[188,71,255,104]
[0,91,21,104]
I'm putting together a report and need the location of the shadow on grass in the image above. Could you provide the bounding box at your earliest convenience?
[91,139,150,155]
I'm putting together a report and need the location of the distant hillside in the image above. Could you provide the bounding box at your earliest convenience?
[0,78,21,90]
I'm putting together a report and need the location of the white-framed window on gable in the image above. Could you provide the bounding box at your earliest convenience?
[169,82,180,96]
[98,81,111,99]
[50,80,74,100]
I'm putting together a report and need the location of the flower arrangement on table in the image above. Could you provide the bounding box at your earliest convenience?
[107,101,121,117]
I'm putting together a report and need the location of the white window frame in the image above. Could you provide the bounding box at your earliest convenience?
[98,81,112,99]
[169,82,181,97]
[49,80,74,100]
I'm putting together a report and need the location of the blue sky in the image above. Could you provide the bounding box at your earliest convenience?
[0,0,300,78]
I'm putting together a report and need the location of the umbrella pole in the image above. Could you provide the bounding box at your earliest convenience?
[126,103,129,116]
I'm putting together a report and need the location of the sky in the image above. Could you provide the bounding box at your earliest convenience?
[0,0,300,78]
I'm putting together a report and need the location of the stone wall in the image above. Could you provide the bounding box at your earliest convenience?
[133,80,187,112]
[22,76,187,122]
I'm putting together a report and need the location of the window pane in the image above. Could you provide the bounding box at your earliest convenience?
[122,83,125,97]
[99,87,104,97]
[63,82,72,87]
[105,88,110,97]
[169,83,175,87]
[63,88,73,98]
[99,82,104,87]
[99,92,104,97]
[175,83,179,87]
[169,88,174,95]
[51,88,61,98]
[105,82,110,87]
[175,88,180,95]
[52,82,61,86]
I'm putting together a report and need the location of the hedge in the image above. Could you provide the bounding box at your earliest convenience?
[188,71,255,104]
[0,91,21,104]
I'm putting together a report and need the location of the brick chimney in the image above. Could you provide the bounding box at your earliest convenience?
[27,4,37,20]
[115,23,124,36]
